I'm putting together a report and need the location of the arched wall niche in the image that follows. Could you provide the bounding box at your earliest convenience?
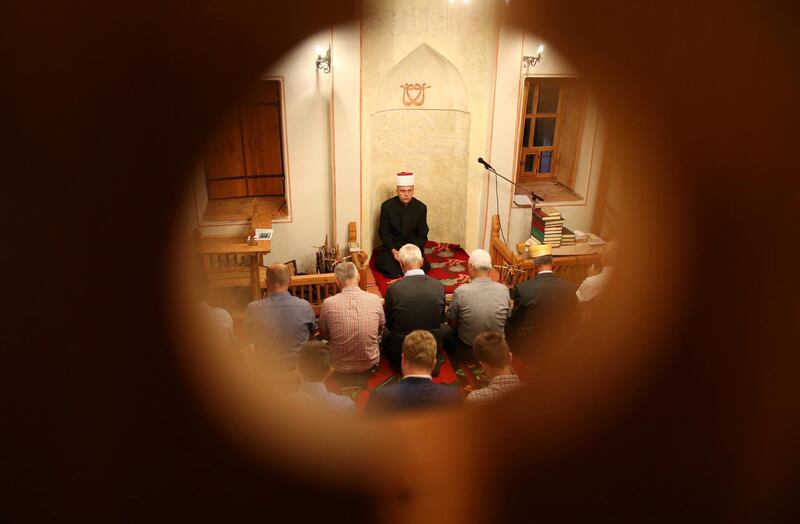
[370,43,470,246]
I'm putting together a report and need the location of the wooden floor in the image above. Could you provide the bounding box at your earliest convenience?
[516,179,582,203]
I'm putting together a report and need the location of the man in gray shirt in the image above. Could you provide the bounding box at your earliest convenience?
[244,263,316,368]
[445,249,511,362]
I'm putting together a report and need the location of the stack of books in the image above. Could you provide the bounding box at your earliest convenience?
[561,226,576,246]
[531,207,564,247]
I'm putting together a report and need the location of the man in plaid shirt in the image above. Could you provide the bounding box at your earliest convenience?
[466,331,523,405]
[319,261,385,374]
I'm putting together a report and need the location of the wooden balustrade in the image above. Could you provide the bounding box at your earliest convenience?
[489,215,601,288]
[198,220,365,300]
[287,274,339,316]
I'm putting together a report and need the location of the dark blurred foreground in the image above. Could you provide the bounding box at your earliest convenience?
[1,1,799,522]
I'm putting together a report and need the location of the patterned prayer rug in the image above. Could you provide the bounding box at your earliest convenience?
[369,241,471,296]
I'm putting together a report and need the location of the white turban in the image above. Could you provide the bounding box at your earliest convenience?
[396,172,415,187]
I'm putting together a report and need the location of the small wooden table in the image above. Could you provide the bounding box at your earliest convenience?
[195,197,283,301]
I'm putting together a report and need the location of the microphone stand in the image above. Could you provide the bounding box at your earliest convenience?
[482,161,544,248]
[481,164,544,205]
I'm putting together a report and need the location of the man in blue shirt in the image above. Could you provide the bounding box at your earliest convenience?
[290,342,356,412]
[244,263,316,368]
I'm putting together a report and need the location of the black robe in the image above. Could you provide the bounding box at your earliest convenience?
[374,196,430,278]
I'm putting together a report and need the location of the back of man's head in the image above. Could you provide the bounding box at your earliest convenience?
[533,254,553,268]
[297,341,333,382]
[469,249,492,274]
[473,331,511,370]
[398,244,423,270]
[266,264,291,290]
[402,330,437,373]
[334,261,359,285]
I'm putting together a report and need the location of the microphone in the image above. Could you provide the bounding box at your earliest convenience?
[477,157,495,171]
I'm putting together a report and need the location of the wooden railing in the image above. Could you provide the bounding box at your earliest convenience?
[347,221,369,291]
[288,273,339,316]
[489,215,601,288]
[286,221,367,314]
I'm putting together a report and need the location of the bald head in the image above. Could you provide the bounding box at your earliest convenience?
[266,263,291,292]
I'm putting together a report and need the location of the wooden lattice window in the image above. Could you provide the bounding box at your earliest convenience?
[516,77,588,186]
[203,79,287,200]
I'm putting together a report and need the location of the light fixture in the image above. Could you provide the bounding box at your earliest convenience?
[315,45,331,73]
[522,44,545,68]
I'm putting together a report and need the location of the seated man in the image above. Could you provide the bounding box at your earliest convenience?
[290,342,356,412]
[576,240,617,302]
[197,268,234,348]
[466,332,523,405]
[373,171,430,278]
[367,330,461,413]
[445,249,511,362]
[244,263,316,368]
[319,261,385,375]
[382,244,446,372]
[505,244,577,357]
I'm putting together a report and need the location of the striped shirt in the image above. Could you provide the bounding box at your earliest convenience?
[466,374,524,405]
[319,286,385,373]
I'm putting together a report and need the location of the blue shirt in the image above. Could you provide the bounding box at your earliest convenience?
[290,382,356,412]
[244,291,316,361]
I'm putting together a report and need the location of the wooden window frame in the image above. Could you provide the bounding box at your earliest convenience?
[516,77,568,182]
[204,79,287,200]
[514,75,587,187]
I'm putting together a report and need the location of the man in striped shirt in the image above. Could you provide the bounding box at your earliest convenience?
[319,261,385,374]
[466,331,523,405]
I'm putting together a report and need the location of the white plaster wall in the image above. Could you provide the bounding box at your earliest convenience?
[370,43,471,245]
[331,22,363,247]
[482,23,606,249]
[361,0,500,253]
[372,109,470,245]
[262,30,333,272]
[191,27,361,274]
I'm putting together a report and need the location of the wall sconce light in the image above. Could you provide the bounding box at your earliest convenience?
[315,45,331,73]
[522,44,545,68]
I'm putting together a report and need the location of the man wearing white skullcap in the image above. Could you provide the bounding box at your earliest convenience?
[374,171,430,278]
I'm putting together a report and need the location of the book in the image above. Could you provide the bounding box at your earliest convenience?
[533,209,563,222]
[532,208,562,221]
[254,228,273,240]
[532,217,564,229]
[531,219,564,230]
[513,194,532,206]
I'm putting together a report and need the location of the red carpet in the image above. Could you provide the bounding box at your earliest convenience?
[369,241,471,296]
